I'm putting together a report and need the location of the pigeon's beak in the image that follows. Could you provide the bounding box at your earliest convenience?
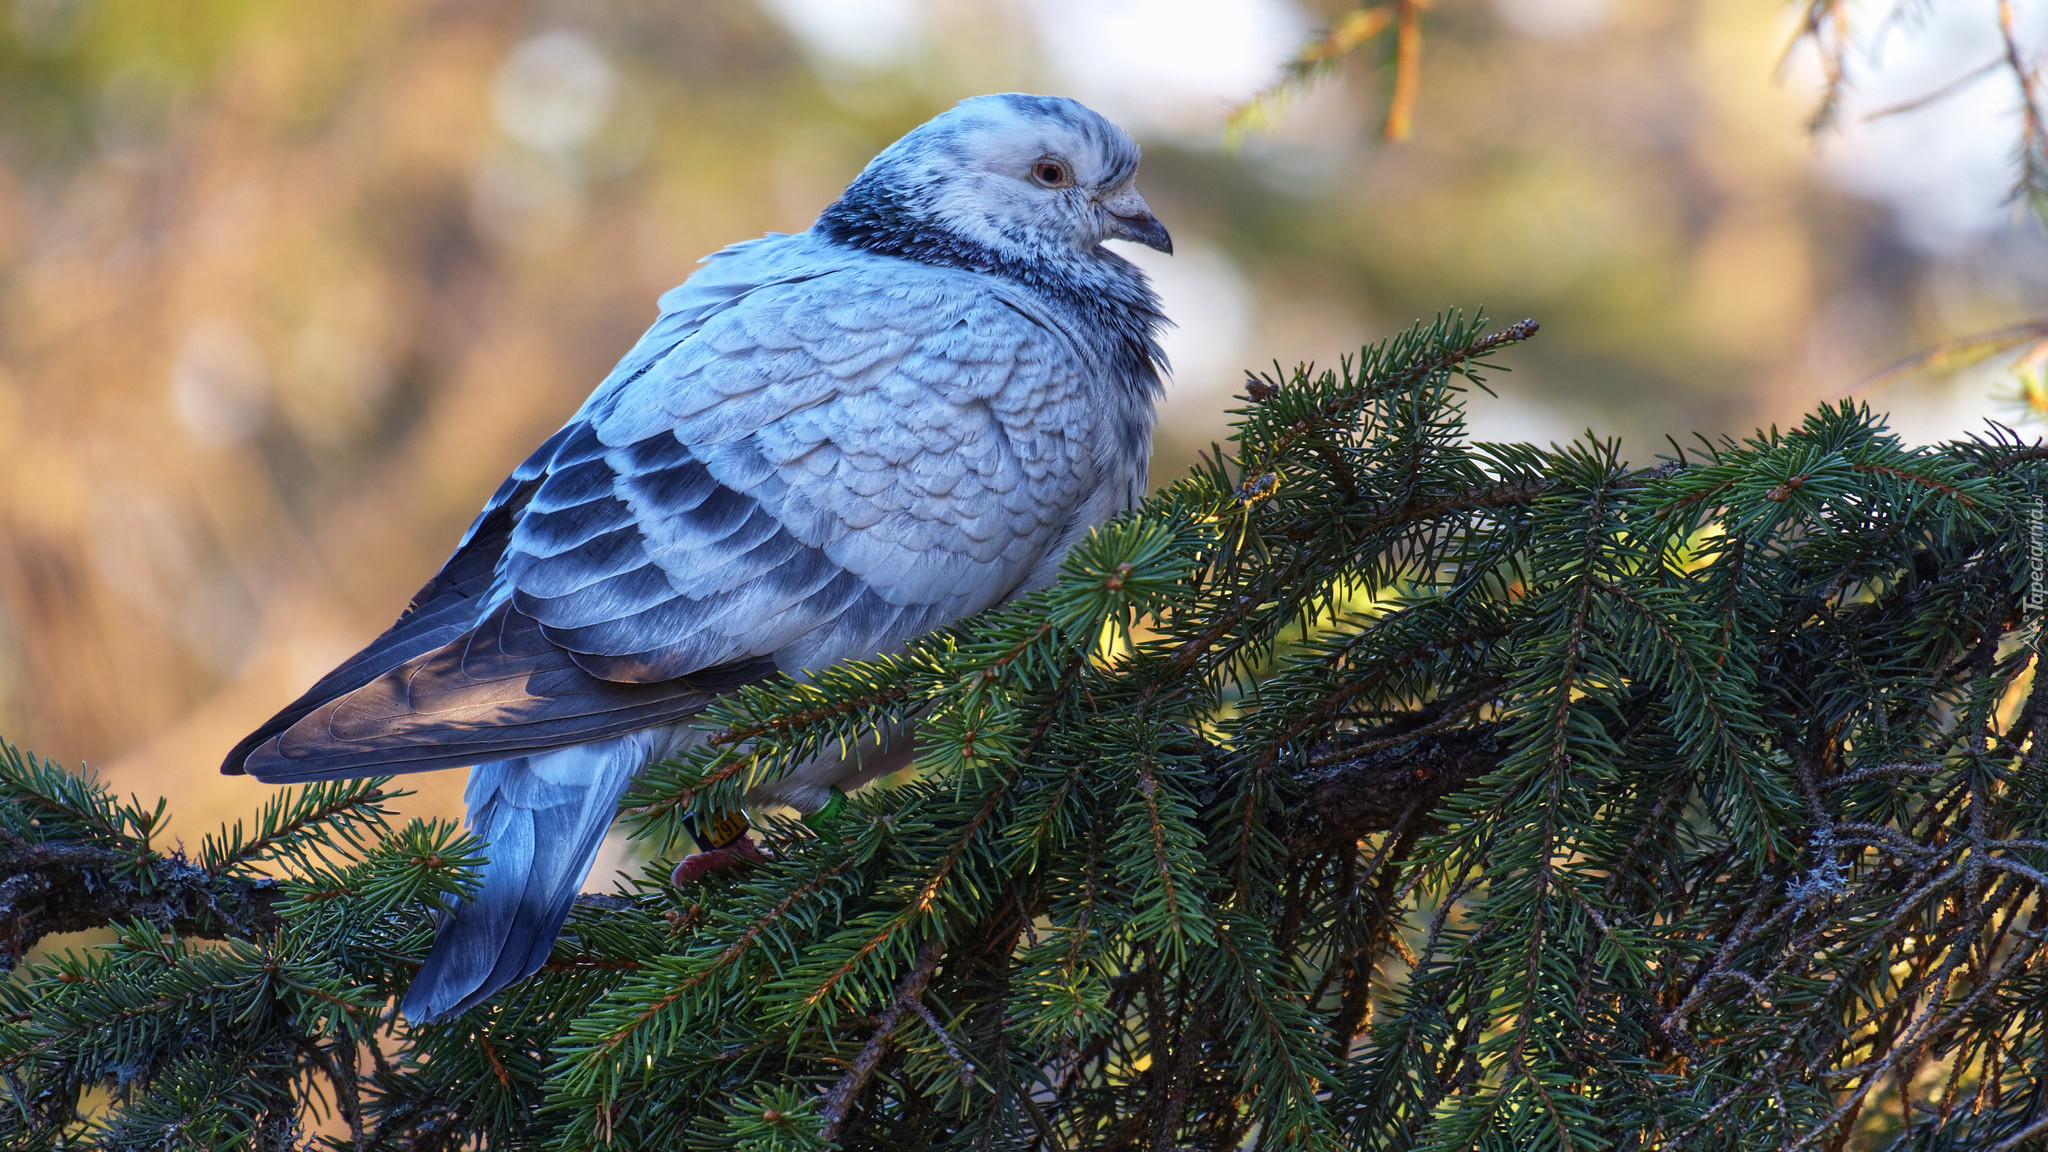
[1100,188,1173,255]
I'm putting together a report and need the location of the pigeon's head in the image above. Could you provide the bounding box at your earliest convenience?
[815,94,1172,270]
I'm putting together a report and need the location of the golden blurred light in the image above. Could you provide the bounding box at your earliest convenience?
[170,320,270,447]
[493,31,617,155]
[1024,0,1306,135]
[1493,0,1610,41]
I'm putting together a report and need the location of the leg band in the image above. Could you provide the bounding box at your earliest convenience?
[684,807,751,852]
[802,788,848,829]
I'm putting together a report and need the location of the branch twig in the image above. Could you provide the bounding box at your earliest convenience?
[818,936,947,1142]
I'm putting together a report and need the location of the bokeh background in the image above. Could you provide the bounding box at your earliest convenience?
[0,0,2043,845]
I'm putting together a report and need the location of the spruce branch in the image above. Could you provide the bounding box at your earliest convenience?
[1282,723,1508,856]
[1240,317,1537,483]
[0,836,285,969]
[819,936,945,1143]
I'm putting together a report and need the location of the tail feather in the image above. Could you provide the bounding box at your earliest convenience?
[400,732,659,1021]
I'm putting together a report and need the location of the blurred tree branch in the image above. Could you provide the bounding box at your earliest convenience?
[1226,0,1430,144]
[1854,319,2048,392]
[1793,0,2048,216]
[1239,0,2048,420]
[1240,0,2048,216]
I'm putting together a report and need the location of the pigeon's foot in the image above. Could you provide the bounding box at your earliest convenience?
[671,836,768,884]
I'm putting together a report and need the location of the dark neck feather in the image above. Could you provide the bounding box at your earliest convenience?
[815,180,1167,403]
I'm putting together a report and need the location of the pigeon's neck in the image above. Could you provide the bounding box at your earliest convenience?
[813,188,1167,408]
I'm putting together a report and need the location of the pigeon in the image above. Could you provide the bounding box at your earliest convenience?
[221,93,1171,1022]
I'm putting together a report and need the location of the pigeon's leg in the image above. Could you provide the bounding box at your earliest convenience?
[669,837,768,883]
[671,785,855,883]
[671,807,763,884]
[670,724,913,884]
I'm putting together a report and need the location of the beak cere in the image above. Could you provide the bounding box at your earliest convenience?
[1100,188,1174,255]
[1109,210,1173,254]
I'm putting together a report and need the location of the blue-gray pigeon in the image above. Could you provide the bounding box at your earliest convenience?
[221,93,1171,1021]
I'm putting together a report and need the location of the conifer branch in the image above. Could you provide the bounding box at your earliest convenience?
[707,683,915,748]
[0,838,284,968]
[1246,318,1536,478]
[819,936,945,1142]
[572,857,862,1071]
[202,778,396,874]
[1283,724,1507,856]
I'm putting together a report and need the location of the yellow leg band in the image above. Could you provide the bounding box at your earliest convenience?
[693,808,751,851]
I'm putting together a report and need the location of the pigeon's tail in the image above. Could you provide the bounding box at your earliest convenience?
[401,732,659,1022]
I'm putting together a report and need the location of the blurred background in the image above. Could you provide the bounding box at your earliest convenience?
[0,0,2043,839]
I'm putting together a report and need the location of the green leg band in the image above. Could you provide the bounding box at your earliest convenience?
[803,788,848,829]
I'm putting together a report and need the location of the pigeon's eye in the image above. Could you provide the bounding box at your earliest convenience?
[1030,158,1072,189]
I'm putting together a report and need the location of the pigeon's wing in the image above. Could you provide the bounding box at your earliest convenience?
[221,248,792,780]
[231,257,1098,782]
